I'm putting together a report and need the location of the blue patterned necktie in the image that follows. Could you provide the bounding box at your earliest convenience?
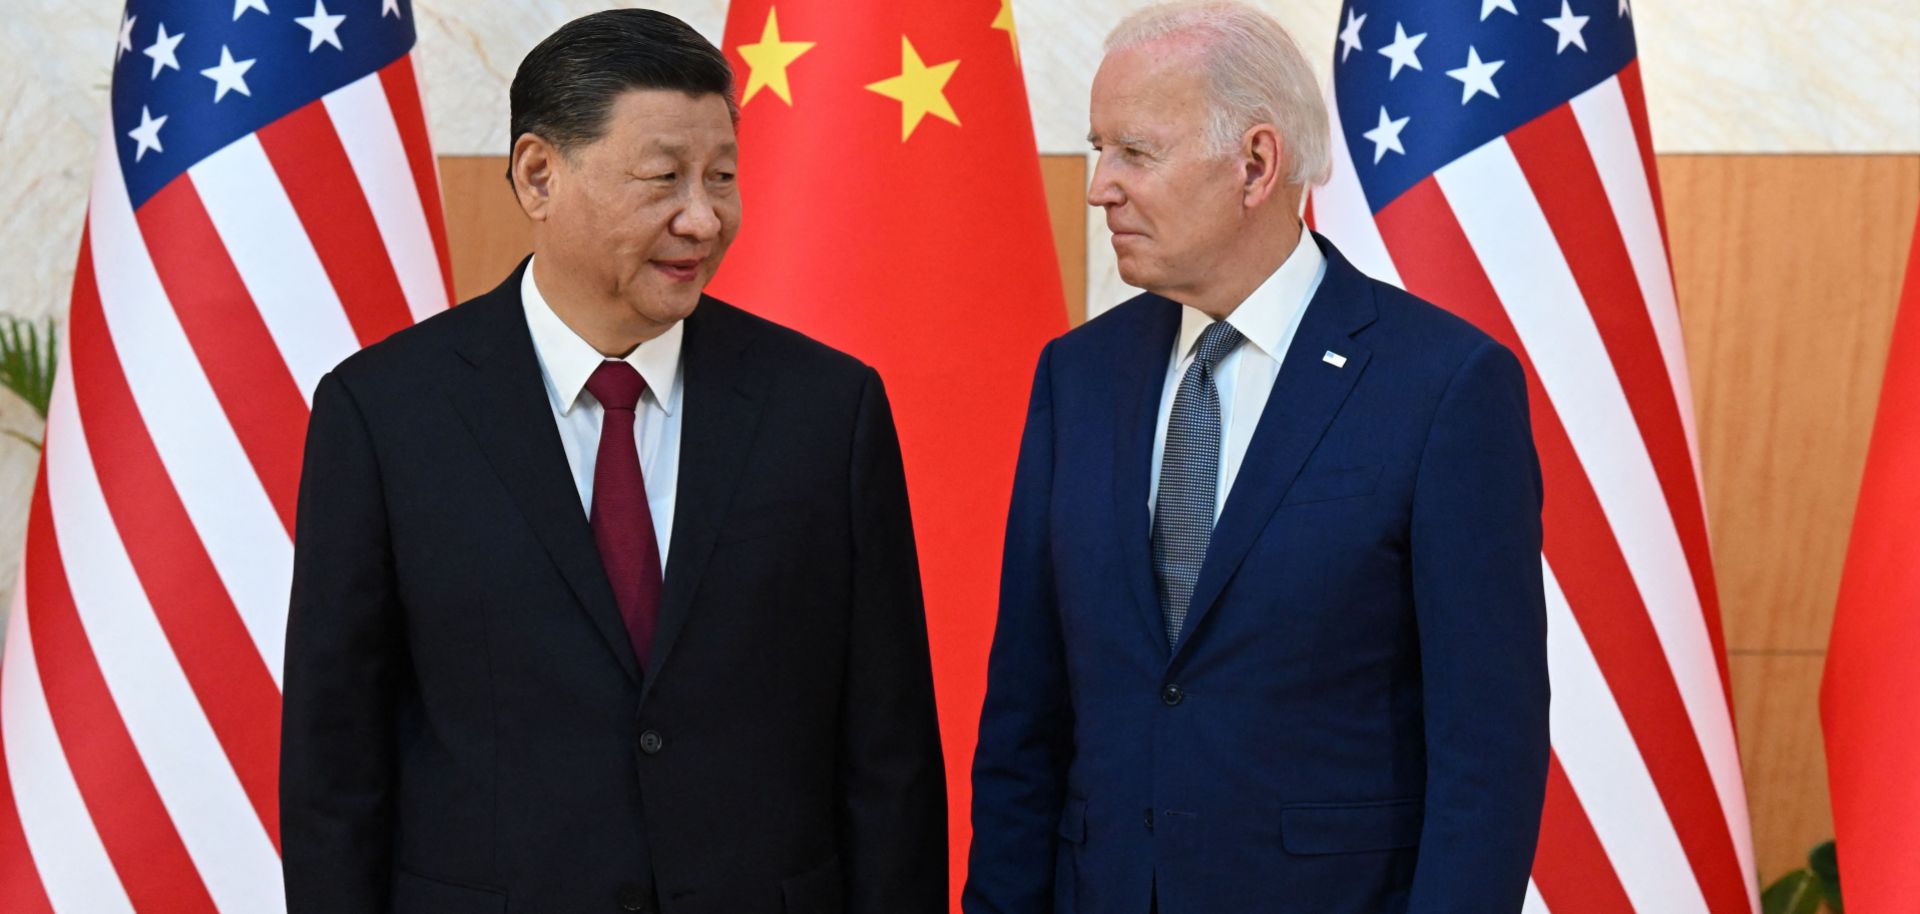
[1152,320,1246,647]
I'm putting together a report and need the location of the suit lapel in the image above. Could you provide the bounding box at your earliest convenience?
[1172,236,1379,661]
[1112,296,1184,656]
[640,299,767,706]
[446,260,641,684]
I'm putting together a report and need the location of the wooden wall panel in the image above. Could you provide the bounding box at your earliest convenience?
[1665,155,1920,652]
[1732,653,1834,885]
[435,152,1920,889]
[441,157,534,302]
[1664,153,1919,887]
[1040,155,1089,325]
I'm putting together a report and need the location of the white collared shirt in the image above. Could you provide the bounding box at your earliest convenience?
[1149,227,1328,521]
[521,257,682,563]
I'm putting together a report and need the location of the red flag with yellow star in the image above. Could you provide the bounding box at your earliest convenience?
[713,1,1066,902]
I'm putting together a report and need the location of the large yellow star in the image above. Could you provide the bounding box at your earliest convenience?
[737,8,814,106]
[992,0,1020,61]
[864,36,961,142]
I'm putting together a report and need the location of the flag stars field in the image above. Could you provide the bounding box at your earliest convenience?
[734,14,984,143]
[1362,106,1410,163]
[144,22,185,80]
[1338,9,1366,63]
[200,46,256,103]
[1377,22,1426,80]
[865,36,961,142]
[127,105,167,161]
[295,0,347,53]
[233,0,269,21]
[1447,46,1504,104]
[117,13,137,61]
[736,8,815,107]
[1545,1,1592,53]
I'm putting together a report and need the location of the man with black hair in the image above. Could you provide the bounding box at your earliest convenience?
[280,11,946,913]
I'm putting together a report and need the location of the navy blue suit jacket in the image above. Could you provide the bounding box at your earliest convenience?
[964,235,1549,914]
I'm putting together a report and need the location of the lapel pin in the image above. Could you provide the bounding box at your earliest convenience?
[1322,351,1348,368]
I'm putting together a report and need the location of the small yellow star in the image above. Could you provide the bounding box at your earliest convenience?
[992,0,1020,61]
[737,8,815,106]
[865,36,961,142]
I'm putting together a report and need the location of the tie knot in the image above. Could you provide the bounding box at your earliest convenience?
[1192,320,1245,370]
[586,361,646,412]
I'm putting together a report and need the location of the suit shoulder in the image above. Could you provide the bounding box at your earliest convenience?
[325,292,495,392]
[1363,276,1512,370]
[1045,291,1171,357]
[696,297,873,384]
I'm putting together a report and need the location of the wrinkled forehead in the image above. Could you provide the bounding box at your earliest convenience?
[1090,42,1212,140]
[595,89,739,157]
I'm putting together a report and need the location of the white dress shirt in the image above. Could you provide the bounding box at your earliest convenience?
[521,257,682,563]
[1149,227,1328,521]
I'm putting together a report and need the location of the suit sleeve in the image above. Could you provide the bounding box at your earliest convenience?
[839,366,949,913]
[1405,339,1551,914]
[962,343,1073,914]
[280,371,405,912]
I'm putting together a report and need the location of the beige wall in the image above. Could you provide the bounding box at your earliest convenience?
[390,0,1920,322]
[7,1,1916,332]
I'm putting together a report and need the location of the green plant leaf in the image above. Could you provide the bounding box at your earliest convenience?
[1809,840,1842,912]
[0,315,55,422]
[1761,869,1825,914]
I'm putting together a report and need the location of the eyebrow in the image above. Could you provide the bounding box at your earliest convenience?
[646,140,741,157]
[1088,131,1158,153]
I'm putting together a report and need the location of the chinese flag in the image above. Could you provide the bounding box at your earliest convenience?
[712,0,1068,902]
[1822,207,1920,910]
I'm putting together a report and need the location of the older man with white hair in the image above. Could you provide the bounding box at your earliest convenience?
[965,2,1550,912]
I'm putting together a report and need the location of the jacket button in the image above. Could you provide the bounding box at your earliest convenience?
[639,730,665,755]
[1143,808,1155,831]
[617,883,653,912]
[1161,683,1184,706]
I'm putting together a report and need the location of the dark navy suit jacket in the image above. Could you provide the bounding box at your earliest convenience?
[281,263,947,913]
[964,235,1549,914]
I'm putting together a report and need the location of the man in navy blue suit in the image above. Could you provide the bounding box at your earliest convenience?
[964,4,1549,912]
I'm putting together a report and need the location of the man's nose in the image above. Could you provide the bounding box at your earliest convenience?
[1087,159,1123,208]
[673,189,723,241]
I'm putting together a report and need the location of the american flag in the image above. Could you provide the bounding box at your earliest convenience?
[0,1,447,910]
[1308,2,1755,912]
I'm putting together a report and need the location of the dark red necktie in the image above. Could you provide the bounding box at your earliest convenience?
[585,361,663,669]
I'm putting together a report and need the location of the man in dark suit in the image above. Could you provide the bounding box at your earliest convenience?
[280,11,946,913]
[965,4,1549,913]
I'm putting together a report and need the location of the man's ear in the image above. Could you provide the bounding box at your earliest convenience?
[511,134,561,221]
[1239,123,1286,209]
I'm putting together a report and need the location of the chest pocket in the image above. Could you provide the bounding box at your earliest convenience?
[712,498,825,545]
[1281,465,1381,507]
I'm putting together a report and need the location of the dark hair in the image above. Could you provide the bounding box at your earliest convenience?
[508,9,737,178]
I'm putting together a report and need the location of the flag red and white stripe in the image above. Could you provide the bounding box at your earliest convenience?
[1313,54,1756,914]
[0,45,448,914]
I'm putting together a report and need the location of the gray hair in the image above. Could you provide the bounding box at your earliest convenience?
[1105,1,1332,186]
